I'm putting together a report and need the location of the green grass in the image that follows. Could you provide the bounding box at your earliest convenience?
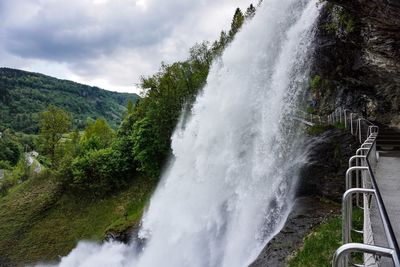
[306,121,346,137]
[333,122,346,130]
[306,124,334,136]
[288,208,363,267]
[0,172,156,266]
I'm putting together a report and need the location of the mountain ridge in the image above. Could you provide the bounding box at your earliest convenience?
[0,67,139,133]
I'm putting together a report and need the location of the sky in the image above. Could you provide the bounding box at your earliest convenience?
[0,0,255,93]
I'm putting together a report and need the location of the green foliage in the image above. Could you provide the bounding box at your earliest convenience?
[0,68,139,133]
[16,133,37,151]
[306,106,316,114]
[0,160,12,169]
[323,6,355,35]
[333,122,346,130]
[38,105,71,163]
[0,157,30,196]
[128,6,252,178]
[0,131,21,166]
[132,118,163,177]
[288,208,363,267]
[126,99,135,115]
[339,11,354,33]
[310,75,322,92]
[211,4,254,56]
[0,171,154,266]
[306,124,334,136]
[228,8,245,39]
[11,157,31,182]
[70,148,122,194]
[133,43,212,178]
[81,118,114,151]
[288,216,341,267]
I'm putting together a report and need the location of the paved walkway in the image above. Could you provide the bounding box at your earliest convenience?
[374,155,400,246]
[371,154,400,266]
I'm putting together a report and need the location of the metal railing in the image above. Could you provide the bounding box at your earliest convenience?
[301,108,375,143]
[327,108,400,267]
[297,110,327,125]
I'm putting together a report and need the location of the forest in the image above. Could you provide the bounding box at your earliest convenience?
[0,68,139,133]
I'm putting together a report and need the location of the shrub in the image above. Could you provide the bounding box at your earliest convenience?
[0,160,12,170]
[310,75,322,92]
[70,148,126,195]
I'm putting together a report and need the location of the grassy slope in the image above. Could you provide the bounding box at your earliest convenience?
[288,208,363,267]
[0,173,156,266]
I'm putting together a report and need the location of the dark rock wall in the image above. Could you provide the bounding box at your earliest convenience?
[311,0,400,129]
[297,129,359,202]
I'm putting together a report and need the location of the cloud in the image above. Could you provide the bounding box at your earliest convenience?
[0,0,255,92]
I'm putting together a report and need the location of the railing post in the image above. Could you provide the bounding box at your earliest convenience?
[342,189,375,244]
[350,113,353,135]
[349,155,367,207]
[346,166,368,190]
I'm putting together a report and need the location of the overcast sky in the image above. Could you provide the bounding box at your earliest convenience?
[0,0,255,93]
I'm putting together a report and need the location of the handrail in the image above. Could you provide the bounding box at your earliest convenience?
[342,188,375,244]
[327,108,400,267]
[333,243,395,267]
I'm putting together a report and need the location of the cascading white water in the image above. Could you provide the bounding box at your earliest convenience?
[37,1,320,266]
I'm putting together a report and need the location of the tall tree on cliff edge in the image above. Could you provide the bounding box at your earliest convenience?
[228,8,245,39]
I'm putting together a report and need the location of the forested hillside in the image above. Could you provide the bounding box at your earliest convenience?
[0,68,139,133]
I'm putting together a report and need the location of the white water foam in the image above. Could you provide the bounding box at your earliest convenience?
[36,0,320,266]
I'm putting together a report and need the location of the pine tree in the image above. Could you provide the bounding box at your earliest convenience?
[228,8,245,39]
[245,4,256,19]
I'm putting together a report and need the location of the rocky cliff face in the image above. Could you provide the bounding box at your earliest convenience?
[298,129,359,201]
[311,0,400,129]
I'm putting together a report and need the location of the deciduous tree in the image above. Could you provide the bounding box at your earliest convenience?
[39,105,71,163]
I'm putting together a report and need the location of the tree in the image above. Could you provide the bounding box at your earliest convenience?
[132,117,163,178]
[228,8,245,38]
[0,132,21,166]
[71,148,121,194]
[38,105,71,163]
[245,4,256,19]
[127,99,135,115]
[0,79,10,103]
[81,118,114,151]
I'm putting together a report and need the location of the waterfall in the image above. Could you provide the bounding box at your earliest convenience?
[39,0,320,266]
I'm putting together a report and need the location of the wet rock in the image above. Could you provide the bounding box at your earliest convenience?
[298,129,359,202]
[312,1,400,129]
[251,129,357,266]
[250,197,339,267]
[104,224,140,244]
